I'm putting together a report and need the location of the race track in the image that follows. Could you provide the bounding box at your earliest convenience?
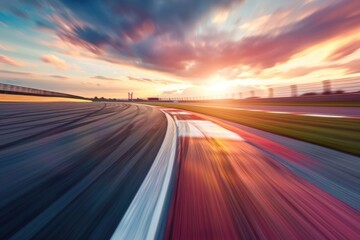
[0,103,166,239]
[0,102,359,239]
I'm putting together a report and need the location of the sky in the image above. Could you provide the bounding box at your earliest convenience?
[0,0,359,98]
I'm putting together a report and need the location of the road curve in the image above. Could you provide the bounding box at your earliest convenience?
[111,111,177,240]
[0,102,167,240]
[1,102,360,239]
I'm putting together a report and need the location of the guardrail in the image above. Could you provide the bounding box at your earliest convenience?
[0,83,87,100]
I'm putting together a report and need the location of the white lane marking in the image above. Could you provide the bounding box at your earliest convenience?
[177,120,243,140]
[300,113,347,118]
[111,112,177,240]
[169,111,191,115]
[249,109,264,112]
[162,109,192,115]
[268,111,290,114]
[161,108,178,112]
[177,121,204,138]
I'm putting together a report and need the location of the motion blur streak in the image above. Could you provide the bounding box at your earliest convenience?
[111,111,177,240]
[165,109,360,240]
[0,102,167,239]
[202,115,360,211]
[188,104,360,118]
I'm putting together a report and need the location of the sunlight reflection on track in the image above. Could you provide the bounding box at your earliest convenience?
[164,109,360,240]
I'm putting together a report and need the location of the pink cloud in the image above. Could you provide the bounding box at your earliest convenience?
[262,58,360,80]
[328,40,360,61]
[41,54,69,70]
[31,0,360,80]
[342,58,360,74]
[98,0,360,79]
[180,0,360,77]
[0,55,23,67]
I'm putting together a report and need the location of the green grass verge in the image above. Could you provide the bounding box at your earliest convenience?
[147,103,360,156]
[223,102,360,107]
[179,101,360,107]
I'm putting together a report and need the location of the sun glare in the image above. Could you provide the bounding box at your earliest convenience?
[207,82,229,92]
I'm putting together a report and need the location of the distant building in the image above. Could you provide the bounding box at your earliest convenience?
[148,97,159,101]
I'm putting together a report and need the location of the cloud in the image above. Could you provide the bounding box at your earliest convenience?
[41,54,69,70]
[49,75,69,79]
[0,44,12,51]
[91,75,118,81]
[281,67,324,79]
[271,58,360,79]
[328,40,360,61]
[0,21,9,28]
[0,70,31,75]
[57,0,238,39]
[342,58,360,74]
[0,55,23,67]
[162,90,178,95]
[3,0,360,81]
[58,0,359,78]
[0,70,71,81]
[27,1,241,74]
[212,8,230,24]
[74,28,111,47]
[185,0,360,77]
[162,89,186,95]
[128,76,153,83]
[127,76,175,85]
[239,9,292,36]
[82,82,101,87]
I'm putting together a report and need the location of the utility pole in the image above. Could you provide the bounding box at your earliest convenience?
[291,85,297,97]
[268,88,274,98]
[128,92,133,101]
[323,80,331,94]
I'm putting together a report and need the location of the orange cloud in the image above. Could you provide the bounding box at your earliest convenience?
[41,54,69,70]
[328,40,360,61]
[0,55,23,67]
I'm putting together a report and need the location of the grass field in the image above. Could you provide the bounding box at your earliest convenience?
[177,101,360,107]
[147,103,360,156]
[221,102,360,107]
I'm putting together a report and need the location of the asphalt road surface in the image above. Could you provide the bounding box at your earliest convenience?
[0,102,359,239]
[0,102,167,239]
